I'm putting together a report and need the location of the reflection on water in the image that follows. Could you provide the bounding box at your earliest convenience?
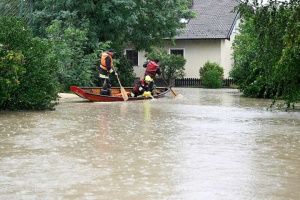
[1,88,300,200]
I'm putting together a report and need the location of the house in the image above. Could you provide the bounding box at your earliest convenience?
[127,0,240,79]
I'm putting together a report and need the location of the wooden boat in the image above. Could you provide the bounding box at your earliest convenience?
[70,86,171,102]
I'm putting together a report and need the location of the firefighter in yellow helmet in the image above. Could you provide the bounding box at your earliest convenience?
[99,49,117,95]
[130,75,153,97]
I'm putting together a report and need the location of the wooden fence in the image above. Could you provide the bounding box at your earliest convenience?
[174,78,234,88]
[134,78,234,88]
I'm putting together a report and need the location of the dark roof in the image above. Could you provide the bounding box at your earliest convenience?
[175,0,239,40]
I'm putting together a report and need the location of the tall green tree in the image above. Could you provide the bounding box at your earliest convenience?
[231,0,300,109]
[33,0,194,52]
[32,0,194,87]
[274,3,300,108]
[45,18,100,91]
[232,0,289,98]
[230,16,258,95]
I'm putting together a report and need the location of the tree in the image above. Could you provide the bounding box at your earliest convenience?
[45,18,100,91]
[232,0,300,109]
[274,3,300,109]
[230,15,260,96]
[31,0,194,87]
[146,48,186,80]
[98,53,136,88]
[0,17,60,110]
[32,0,195,52]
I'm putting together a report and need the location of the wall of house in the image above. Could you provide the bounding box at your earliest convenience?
[221,20,239,79]
[132,51,148,78]
[164,40,221,78]
[124,44,147,78]
[131,38,234,79]
[220,39,234,79]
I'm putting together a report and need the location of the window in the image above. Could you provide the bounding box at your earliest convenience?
[170,49,184,57]
[126,50,138,66]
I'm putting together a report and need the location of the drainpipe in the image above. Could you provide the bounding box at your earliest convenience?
[226,13,240,41]
[19,0,24,18]
[30,0,33,28]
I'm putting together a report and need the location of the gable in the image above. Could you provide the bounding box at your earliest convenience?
[176,0,239,40]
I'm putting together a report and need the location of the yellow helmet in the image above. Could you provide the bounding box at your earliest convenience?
[145,75,153,82]
[142,91,151,97]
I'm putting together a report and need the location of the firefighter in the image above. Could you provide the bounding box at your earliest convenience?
[131,75,153,97]
[99,49,117,95]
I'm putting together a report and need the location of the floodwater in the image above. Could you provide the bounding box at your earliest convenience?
[1,88,300,200]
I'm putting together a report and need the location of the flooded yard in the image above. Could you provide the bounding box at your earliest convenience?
[1,88,300,199]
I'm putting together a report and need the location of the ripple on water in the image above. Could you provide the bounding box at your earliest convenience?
[1,88,300,199]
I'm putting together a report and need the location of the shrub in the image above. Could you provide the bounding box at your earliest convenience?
[199,61,224,88]
[0,17,60,110]
[0,45,26,107]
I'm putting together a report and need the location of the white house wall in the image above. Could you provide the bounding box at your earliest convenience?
[133,41,227,79]
[220,38,234,79]
[165,40,221,78]
[131,38,234,79]
[132,51,147,78]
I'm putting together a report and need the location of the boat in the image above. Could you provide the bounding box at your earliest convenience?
[70,86,171,102]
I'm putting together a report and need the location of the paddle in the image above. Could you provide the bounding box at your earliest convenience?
[161,76,177,97]
[116,74,129,101]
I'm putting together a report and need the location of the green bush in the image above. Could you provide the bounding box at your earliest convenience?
[0,17,60,110]
[199,61,224,88]
[0,45,26,107]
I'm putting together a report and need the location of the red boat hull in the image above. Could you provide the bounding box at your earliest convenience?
[70,86,170,102]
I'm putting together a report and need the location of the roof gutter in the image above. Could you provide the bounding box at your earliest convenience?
[226,12,240,41]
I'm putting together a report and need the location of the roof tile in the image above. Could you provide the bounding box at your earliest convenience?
[176,0,239,39]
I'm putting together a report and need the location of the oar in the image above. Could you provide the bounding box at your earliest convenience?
[116,74,129,101]
[161,76,177,97]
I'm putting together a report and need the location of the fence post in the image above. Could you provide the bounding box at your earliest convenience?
[170,79,175,87]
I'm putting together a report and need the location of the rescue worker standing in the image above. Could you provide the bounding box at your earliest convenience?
[99,49,117,95]
[144,58,161,91]
[131,75,153,97]
[144,58,161,79]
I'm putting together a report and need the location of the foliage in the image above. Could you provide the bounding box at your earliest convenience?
[0,17,59,110]
[31,0,194,88]
[145,48,186,80]
[230,16,261,96]
[273,4,300,108]
[199,61,224,88]
[93,50,137,88]
[0,0,33,24]
[109,55,136,87]
[32,0,195,52]
[231,0,300,108]
[45,19,99,91]
[0,44,26,107]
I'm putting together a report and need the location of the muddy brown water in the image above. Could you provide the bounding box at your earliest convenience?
[1,88,300,200]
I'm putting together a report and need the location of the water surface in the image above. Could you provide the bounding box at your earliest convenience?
[1,88,300,200]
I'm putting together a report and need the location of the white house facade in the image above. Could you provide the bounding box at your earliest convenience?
[127,0,240,79]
